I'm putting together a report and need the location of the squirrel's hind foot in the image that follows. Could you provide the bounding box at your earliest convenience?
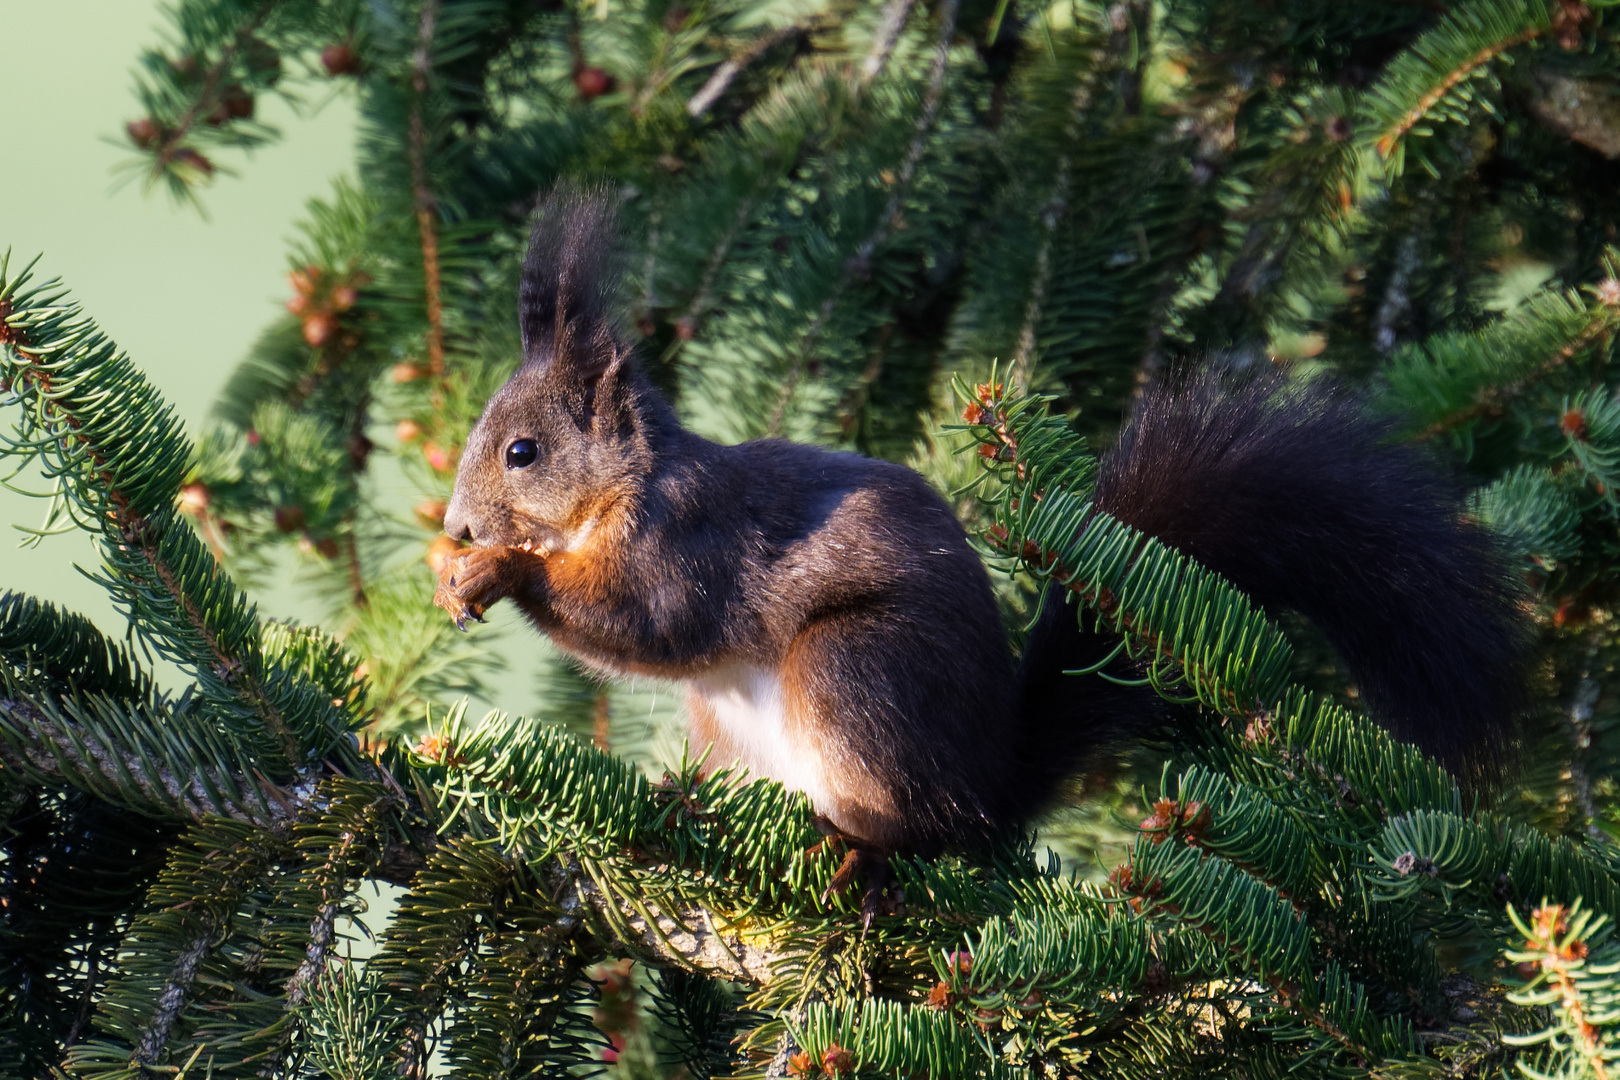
[810,818,904,927]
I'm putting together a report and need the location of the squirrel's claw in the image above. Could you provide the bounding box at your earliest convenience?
[433,547,508,630]
[812,830,902,926]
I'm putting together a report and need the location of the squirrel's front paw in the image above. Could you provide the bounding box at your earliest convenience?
[433,547,520,630]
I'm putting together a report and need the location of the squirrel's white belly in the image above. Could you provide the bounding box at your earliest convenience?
[685,664,831,808]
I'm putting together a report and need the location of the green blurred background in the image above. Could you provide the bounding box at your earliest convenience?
[0,2,360,667]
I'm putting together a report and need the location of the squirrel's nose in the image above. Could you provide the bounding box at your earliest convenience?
[442,497,474,543]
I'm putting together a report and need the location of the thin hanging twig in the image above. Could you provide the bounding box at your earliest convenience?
[408,0,446,376]
[769,0,959,436]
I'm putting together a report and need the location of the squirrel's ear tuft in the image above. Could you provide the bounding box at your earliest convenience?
[519,181,624,385]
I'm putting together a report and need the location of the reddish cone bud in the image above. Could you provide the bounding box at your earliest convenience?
[179,482,211,515]
[395,419,423,443]
[575,66,615,100]
[126,118,161,148]
[274,505,306,533]
[392,362,426,383]
[302,312,338,346]
[207,85,255,124]
[820,1046,855,1076]
[331,284,358,310]
[1562,409,1589,440]
[424,442,455,472]
[289,267,320,295]
[322,43,362,76]
[170,147,214,176]
[426,535,463,575]
[415,500,448,528]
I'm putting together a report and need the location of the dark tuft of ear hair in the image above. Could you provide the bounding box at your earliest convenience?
[520,182,626,389]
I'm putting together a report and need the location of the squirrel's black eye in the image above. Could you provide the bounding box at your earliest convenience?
[505,439,539,470]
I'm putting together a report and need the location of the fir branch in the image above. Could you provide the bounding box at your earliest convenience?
[69,817,292,1075]
[1359,0,1595,169]
[1381,276,1620,438]
[769,0,960,435]
[1010,32,1113,389]
[858,0,920,88]
[409,0,446,376]
[1370,810,1620,917]
[547,856,785,984]
[1506,902,1620,1080]
[132,926,215,1067]
[687,18,829,118]
[1113,835,1314,991]
[0,259,361,769]
[148,1,280,174]
[0,691,304,826]
[794,997,1028,1080]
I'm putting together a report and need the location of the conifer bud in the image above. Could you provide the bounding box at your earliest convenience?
[207,85,255,125]
[415,500,448,528]
[322,43,362,76]
[179,482,211,515]
[395,419,423,443]
[575,66,615,100]
[424,443,456,472]
[426,535,463,575]
[1561,409,1589,440]
[411,731,463,765]
[275,505,306,533]
[289,267,320,296]
[302,312,338,346]
[820,1046,855,1076]
[126,118,162,149]
[170,147,214,176]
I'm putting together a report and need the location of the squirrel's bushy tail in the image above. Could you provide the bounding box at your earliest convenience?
[1016,372,1532,789]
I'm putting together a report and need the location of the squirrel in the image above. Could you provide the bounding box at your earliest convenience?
[435,185,1531,859]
